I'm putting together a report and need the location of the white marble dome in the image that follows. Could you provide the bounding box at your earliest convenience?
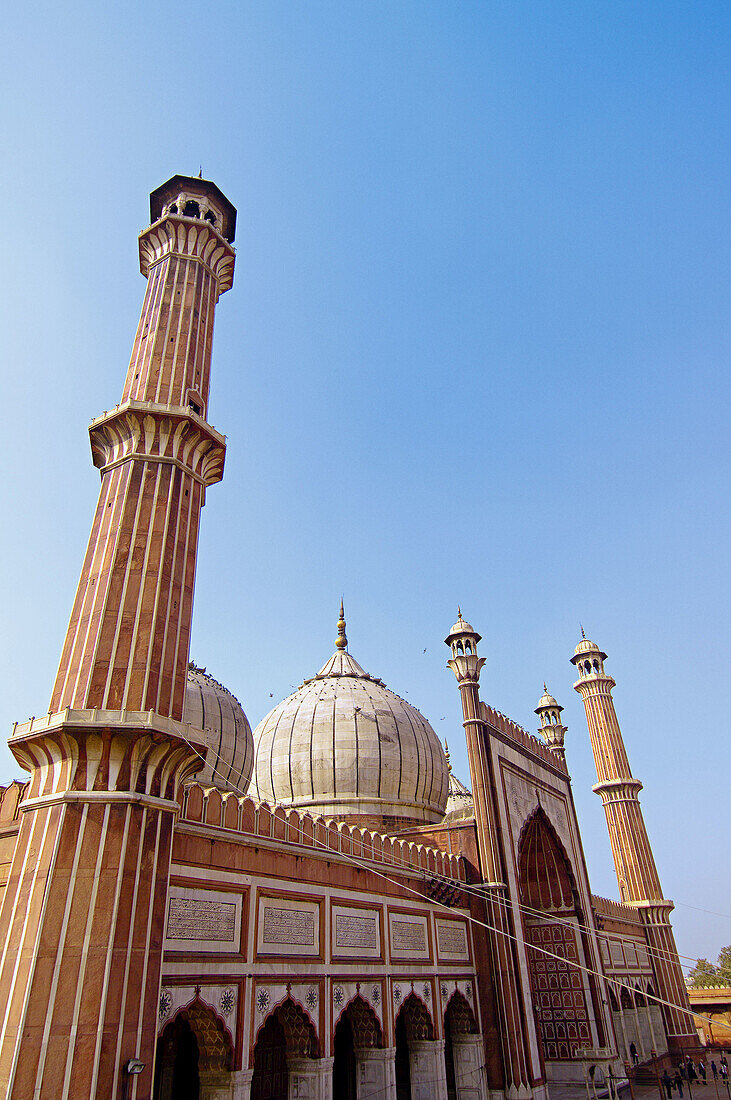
[184,664,254,794]
[250,616,449,828]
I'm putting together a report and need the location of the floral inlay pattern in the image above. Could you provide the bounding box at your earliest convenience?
[159,989,173,1020]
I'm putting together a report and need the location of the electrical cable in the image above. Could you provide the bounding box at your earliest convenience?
[171,726,713,1034]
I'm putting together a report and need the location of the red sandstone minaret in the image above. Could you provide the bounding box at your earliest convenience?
[0,176,236,1099]
[446,612,537,1098]
[571,633,696,1052]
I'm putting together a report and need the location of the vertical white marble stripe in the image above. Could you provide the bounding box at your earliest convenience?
[130,811,165,1100]
[100,461,161,709]
[110,807,148,1100]
[0,805,62,1058]
[29,804,89,1097]
[88,803,132,1097]
[120,462,167,706]
[60,803,111,1099]
[57,466,118,706]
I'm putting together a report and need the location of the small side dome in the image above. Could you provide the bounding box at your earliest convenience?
[183,663,254,794]
[536,686,559,711]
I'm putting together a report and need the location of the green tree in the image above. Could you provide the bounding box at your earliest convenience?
[688,958,719,988]
[687,946,731,988]
[716,946,731,986]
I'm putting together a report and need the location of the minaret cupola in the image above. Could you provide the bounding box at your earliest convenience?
[150,173,237,242]
[570,629,608,682]
[535,685,567,760]
[445,609,485,684]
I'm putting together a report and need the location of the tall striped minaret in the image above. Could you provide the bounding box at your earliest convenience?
[446,613,538,1099]
[572,634,697,1052]
[0,175,236,1099]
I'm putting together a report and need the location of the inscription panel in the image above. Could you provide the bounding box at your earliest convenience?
[388,911,430,961]
[164,886,243,954]
[435,918,470,962]
[332,905,381,959]
[256,896,321,958]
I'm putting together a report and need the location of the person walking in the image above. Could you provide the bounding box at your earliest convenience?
[675,1070,685,1097]
[698,1060,707,1085]
[689,1061,698,1086]
[630,1042,639,1066]
[712,1062,718,1082]
[663,1071,674,1098]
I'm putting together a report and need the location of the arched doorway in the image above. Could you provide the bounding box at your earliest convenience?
[251,997,319,1100]
[153,1001,233,1100]
[444,992,478,1100]
[395,994,435,1100]
[251,1014,287,1100]
[333,995,383,1099]
[333,1014,357,1100]
[518,809,594,1066]
[154,1016,200,1100]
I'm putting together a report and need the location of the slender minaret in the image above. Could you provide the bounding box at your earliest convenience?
[446,612,536,1098]
[0,175,236,1099]
[572,634,696,1051]
[535,685,567,764]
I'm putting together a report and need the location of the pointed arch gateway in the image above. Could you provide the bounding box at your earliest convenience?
[333,995,383,1100]
[518,808,595,1064]
[395,994,436,1100]
[444,992,478,1099]
[251,997,319,1100]
[153,1000,234,1100]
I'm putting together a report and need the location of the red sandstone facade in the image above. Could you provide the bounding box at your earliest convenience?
[0,176,696,1100]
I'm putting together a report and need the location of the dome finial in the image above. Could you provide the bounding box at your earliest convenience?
[335,598,348,650]
[457,606,462,620]
[444,739,452,773]
[580,623,586,639]
[543,681,547,693]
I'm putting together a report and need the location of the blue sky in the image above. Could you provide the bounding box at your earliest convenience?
[1,1,729,965]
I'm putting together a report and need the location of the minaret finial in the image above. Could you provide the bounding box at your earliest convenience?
[444,739,452,772]
[457,606,462,620]
[335,598,347,650]
[543,681,547,693]
[198,165,203,178]
[580,623,586,639]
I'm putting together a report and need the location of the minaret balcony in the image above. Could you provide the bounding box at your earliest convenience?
[139,213,236,293]
[89,399,226,486]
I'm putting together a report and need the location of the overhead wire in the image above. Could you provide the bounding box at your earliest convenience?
[171,725,712,1035]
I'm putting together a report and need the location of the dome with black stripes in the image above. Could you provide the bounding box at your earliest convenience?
[249,606,448,829]
[184,663,254,794]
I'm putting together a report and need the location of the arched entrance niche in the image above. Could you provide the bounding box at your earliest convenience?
[444,992,479,1099]
[395,994,438,1100]
[518,809,594,1069]
[154,1001,234,1100]
[333,994,383,1099]
[251,997,319,1100]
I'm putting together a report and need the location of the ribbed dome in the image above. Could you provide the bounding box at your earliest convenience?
[445,770,473,820]
[251,639,449,829]
[184,664,254,794]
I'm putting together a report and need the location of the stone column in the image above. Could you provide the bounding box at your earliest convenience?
[231,1068,254,1099]
[409,1038,448,1100]
[288,1055,333,1100]
[452,1034,489,1099]
[355,1046,396,1099]
[199,1070,234,1099]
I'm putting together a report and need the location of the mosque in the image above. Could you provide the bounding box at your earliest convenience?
[0,176,697,1100]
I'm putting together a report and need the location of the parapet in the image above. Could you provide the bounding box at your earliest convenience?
[481,703,569,773]
[179,783,466,886]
